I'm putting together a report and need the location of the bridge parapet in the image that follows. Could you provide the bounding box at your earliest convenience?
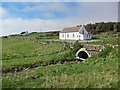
[83,44,103,51]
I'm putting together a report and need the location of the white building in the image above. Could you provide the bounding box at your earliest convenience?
[59,25,91,40]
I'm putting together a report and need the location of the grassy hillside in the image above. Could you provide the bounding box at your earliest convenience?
[2,37,73,73]
[2,32,118,88]
[83,32,118,45]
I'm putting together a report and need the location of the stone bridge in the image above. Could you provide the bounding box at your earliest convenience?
[76,44,104,60]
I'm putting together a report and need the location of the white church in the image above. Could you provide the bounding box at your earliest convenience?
[59,25,91,40]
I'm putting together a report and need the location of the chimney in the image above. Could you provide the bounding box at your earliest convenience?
[76,25,82,27]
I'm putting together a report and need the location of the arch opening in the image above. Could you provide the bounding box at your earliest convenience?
[78,51,89,59]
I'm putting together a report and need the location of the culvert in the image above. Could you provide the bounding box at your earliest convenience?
[76,48,91,61]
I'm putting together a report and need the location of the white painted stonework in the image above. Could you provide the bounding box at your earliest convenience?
[59,25,91,40]
[76,48,91,60]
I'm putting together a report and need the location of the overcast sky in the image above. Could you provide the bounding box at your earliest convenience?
[0,1,118,36]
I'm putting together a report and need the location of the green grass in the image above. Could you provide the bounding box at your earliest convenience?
[2,32,118,88]
[2,37,74,72]
[82,32,118,45]
[2,49,74,72]
[2,47,118,88]
[2,38,64,60]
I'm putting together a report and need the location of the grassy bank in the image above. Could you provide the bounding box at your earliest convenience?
[2,47,118,88]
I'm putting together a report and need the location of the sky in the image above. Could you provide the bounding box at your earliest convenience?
[0,1,118,36]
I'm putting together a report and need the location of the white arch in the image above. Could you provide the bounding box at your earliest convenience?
[76,48,91,60]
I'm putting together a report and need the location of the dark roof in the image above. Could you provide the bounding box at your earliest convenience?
[20,31,28,34]
[60,26,82,33]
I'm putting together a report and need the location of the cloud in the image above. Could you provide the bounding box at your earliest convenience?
[2,13,117,36]
[2,2,78,19]
[2,2,117,20]
[75,2,118,21]
[23,2,78,13]
[1,17,86,36]
[1,2,118,36]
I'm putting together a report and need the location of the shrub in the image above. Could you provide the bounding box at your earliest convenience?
[2,36,8,38]
[97,46,112,58]
[72,40,83,53]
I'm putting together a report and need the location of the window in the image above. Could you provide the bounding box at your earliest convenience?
[62,34,64,37]
[67,34,69,37]
[79,35,81,38]
[82,30,84,34]
[87,35,89,38]
[73,33,74,37]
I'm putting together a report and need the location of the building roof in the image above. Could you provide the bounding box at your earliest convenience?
[60,25,82,33]
[20,31,28,34]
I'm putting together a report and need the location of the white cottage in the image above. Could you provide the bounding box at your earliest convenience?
[59,25,91,40]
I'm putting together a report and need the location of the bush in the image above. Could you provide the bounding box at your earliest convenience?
[2,36,8,38]
[72,40,83,53]
[97,46,112,58]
